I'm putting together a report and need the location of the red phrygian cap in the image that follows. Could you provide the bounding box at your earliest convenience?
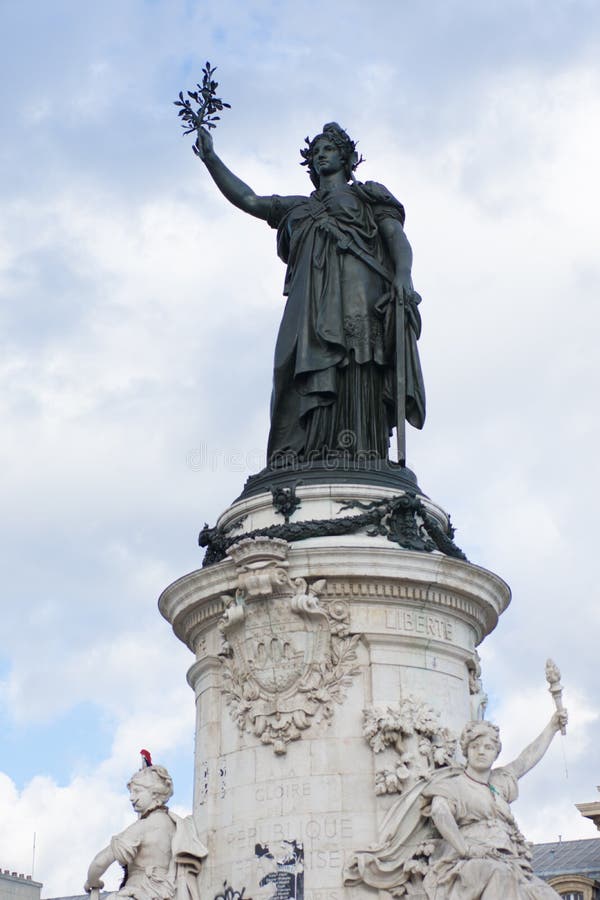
[140,749,152,768]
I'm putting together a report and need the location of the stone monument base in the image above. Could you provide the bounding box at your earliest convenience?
[159,478,510,900]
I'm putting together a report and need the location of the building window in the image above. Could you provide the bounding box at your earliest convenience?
[560,893,584,900]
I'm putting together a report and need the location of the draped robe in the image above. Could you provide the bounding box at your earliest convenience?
[266,180,425,464]
[109,808,207,900]
[344,767,560,899]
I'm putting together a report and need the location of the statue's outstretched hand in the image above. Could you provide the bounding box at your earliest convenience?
[84,880,104,893]
[195,127,214,161]
[551,709,568,733]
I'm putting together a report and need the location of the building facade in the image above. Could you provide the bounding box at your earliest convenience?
[0,871,41,900]
[533,838,600,899]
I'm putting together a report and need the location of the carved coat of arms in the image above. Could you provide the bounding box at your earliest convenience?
[219,537,360,754]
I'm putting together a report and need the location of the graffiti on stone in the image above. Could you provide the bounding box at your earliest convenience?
[255,840,304,900]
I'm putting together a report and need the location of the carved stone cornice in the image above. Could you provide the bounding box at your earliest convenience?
[286,542,509,642]
[159,540,510,652]
[187,655,223,691]
[159,563,237,650]
[576,798,600,831]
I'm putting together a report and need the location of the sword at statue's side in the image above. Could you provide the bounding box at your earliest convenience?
[395,286,407,466]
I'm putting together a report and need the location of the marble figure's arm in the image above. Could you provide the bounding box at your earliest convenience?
[505,710,568,780]
[429,796,486,858]
[195,128,272,221]
[430,796,489,859]
[84,845,116,892]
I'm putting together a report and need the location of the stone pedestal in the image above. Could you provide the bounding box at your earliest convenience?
[159,480,510,900]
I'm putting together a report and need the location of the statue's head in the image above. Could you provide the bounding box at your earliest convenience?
[459,721,502,761]
[300,122,363,188]
[127,765,173,816]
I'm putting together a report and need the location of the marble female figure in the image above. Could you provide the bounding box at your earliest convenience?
[195,122,425,465]
[84,764,207,900]
[344,712,568,898]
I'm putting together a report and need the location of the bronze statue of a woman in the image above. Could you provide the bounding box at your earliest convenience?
[195,122,425,466]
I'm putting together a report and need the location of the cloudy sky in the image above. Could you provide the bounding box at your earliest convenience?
[1,0,599,894]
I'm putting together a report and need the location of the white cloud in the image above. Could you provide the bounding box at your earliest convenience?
[1,3,599,894]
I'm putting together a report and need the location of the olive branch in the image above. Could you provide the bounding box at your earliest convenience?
[174,61,231,155]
